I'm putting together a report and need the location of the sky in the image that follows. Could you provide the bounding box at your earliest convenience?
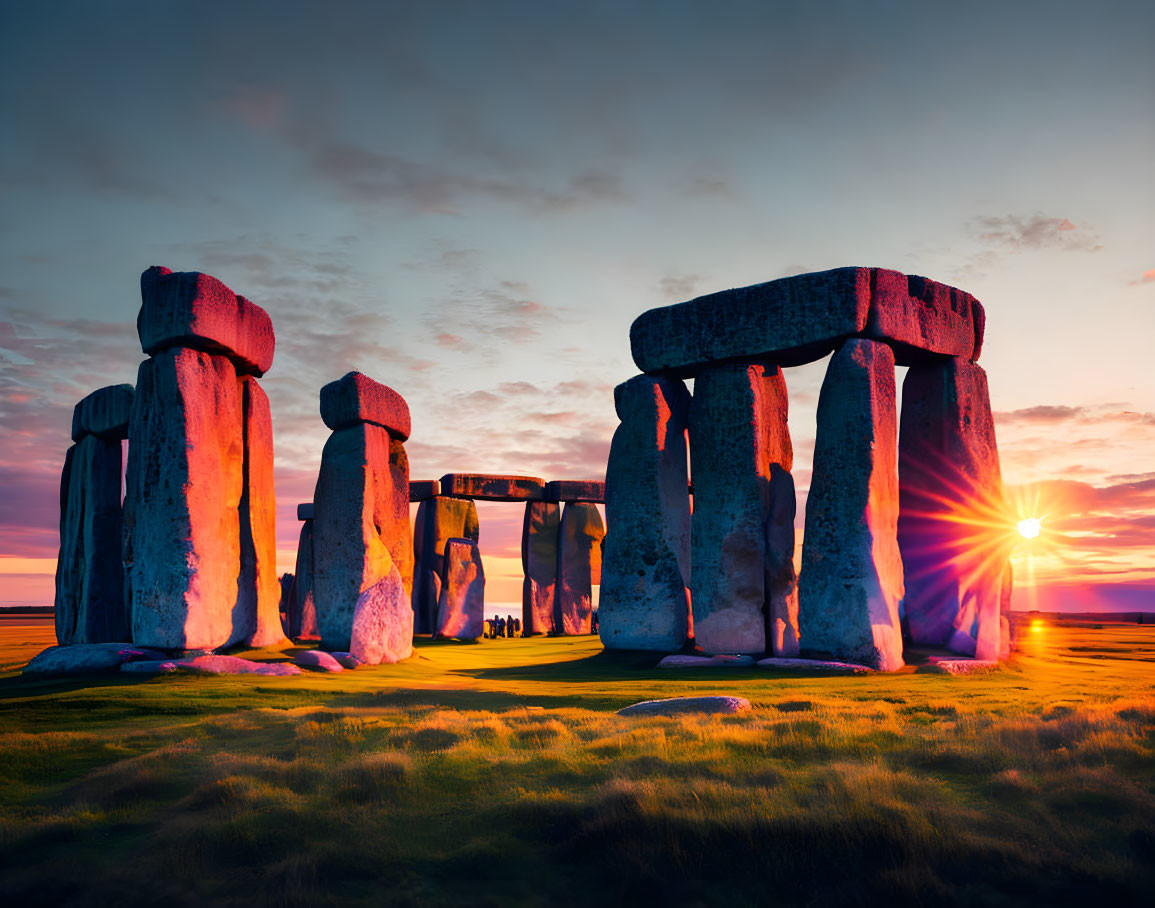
[1,0,1152,613]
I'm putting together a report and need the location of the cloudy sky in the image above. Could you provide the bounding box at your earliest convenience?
[1,0,1152,611]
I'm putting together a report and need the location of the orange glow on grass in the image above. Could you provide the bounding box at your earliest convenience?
[1030,619,1044,633]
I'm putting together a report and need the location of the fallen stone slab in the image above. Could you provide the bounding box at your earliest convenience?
[293,649,344,672]
[618,696,752,717]
[297,502,314,520]
[24,643,169,676]
[121,660,180,673]
[167,655,303,676]
[330,651,362,669]
[630,266,981,376]
[409,479,440,501]
[71,384,134,442]
[657,654,756,668]
[545,480,605,503]
[319,371,411,439]
[138,266,275,376]
[918,658,999,675]
[439,473,545,501]
[756,657,874,674]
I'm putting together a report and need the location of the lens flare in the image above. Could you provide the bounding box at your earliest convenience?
[1017,517,1042,539]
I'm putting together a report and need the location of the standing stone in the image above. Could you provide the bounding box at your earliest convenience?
[312,422,397,650]
[234,376,285,646]
[898,359,1010,659]
[556,502,605,635]
[521,501,561,635]
[387,437,414,598]
[599,375,692,651]
[800,339,904,671]
[688,363,792,654]
[412,496,479,634]
[765,465,799,657]
[55,434,130,644]
[288,519,318,639]
[436,538,485,640]
[349,566,413,665]
[126,348,244,650]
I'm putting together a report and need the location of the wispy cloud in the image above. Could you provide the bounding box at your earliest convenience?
[971,214,1103,253]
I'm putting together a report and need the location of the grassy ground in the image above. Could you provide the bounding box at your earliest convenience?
[0,619,1152,907]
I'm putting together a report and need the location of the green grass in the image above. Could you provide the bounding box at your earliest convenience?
[0,619,1153,907]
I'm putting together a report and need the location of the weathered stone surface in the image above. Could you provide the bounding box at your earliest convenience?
[689,363,792,655]
[556,502,605,635]
[349,568,414,665]
[440,473,545,501]
[409,479,440,501]
[799,339,905,671]
[25,643,159,676]
[71,384,134,442]
[917,658,998,675]
[412,496,479,634]
[288,520,318,639]
[755,657,873,673]
[319,371,411,439]
[138,266,275,376]
[521,501,560,635]
[55,435,130,645]
[387,437,414,599]
[235,377,285,647]
[164,655,302,676]
[121,660,179,673]
[294,649,344,672]
[296,502,314,520]
[436,538,485,640]
[125,348,243,650]
[630,267,979,376]
[765,465,799,657]
[898,359,1009,659]
[618,696,751,716]
[657,654,756,668]
[331,651,362,669]
[545,480,605,503]
[312,423,404,650]
[599,375,692,651]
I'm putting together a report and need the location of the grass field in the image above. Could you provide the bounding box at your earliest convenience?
[1,618,1153,907]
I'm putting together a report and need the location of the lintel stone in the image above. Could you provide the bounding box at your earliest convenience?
[319,371,411,439]
[545,480,605,503]
[439,473,546,501]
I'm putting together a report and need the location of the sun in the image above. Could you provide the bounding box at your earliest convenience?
[1017,517,1042,539]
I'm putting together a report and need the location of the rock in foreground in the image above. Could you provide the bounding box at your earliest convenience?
[618,696,752,716]
[293,649,345,672]
[24,643,166,676]
[756,657,874,673]
[657,654,756,668]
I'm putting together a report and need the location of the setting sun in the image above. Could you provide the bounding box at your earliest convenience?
[1017,517,1042,539]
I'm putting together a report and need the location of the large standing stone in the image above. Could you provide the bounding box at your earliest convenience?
[521,501,560,635]
[799,339,904,671]
[71,384,133,442]
[350,567,414,664]
[288,519,318,639]
[440,473,545,501]
[138,266,275,377]
[320,370,411,439]
[899,359,1010,658]
[556,502,605,635]
[125,348,243,650]
[688,363,792,655]
[599,375,692,651]
[234,376,285,646]
[55,434,129,644]
[436,538,485,640]
[387,437,414,598]
[765,465,800,657]
[630,267,981,376]
[312,422,400,650]
[412,496,479,634]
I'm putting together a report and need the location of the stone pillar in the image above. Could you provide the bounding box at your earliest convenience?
[799,339,904,670]
[55,384,133,644]
[436,537,485,640]
[313,372,412,651]
[412,496,480,634]
[765,464,799,656]
[556,502,605,635]
[599,375,692,651]
[898,358,1010,659]
[521,501,560,635]
[688,363,792,654]
[288,504,317,640]
[125,266,276,651]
